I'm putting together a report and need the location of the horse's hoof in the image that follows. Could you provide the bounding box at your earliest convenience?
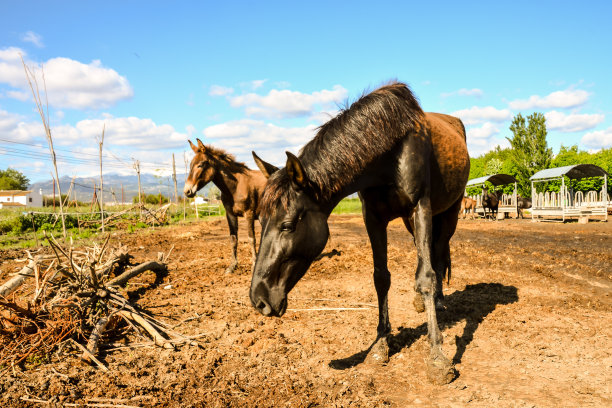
[365,337,389,364]
[426,355,456,385]
[413,293,425,313]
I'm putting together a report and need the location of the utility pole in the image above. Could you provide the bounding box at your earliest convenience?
[133,160,142,219]
[172,153,179,205]
[98,124,105,233]
[52,177,56,212]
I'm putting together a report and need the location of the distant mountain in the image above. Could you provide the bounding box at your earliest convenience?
[29,172,214,203]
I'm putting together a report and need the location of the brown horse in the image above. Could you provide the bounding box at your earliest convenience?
[481,187,502,220]
[460,196,477,219]
[250,82,470,384]
[184,139,267,274]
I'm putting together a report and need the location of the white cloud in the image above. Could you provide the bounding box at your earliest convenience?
[0,109,45,142]
[0,47,133,109]
[442,88,483,98]
[508,89,589,110]
[451,106,513,125]
[468,122,499,140]
[229,85,348,119]
[58,116,187,149]
[250,79,266,90]
[464,122,509,157]
[202,119,318,166]
[209,85,234,96]
[545,111,605,133]
[581,126,612,149]
[21,31,43,48]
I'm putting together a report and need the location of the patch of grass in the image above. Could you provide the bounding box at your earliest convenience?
[332,198,362,214]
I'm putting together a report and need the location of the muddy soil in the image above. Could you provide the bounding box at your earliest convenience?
[1,215,610,407]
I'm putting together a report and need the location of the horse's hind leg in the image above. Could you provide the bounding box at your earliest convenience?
[401,215,428,313]
[246,211,257,271]
[360,193,391,364]
[225,211,239,274]
[413,197,456,384]
[431,197,462,310]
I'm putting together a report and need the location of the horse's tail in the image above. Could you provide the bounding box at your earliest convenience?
[444,245,452,284]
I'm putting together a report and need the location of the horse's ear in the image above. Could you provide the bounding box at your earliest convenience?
[252,151,278,179]
[196,138,206,151]
[285,151,309,189]
[188,140,199,154]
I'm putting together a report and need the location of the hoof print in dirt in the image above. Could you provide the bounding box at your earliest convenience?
[365,337,389,364]
[426,356,456,385]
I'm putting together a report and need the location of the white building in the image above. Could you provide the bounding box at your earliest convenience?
[0,190,43,209]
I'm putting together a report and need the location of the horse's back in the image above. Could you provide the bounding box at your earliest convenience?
[424,112,470,213]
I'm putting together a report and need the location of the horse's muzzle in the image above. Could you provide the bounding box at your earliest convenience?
[250,281,287,317]
[183,185,196,198]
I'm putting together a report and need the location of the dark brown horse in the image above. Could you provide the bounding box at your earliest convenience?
[250,82,470,384]
[184,139,267,274]
[481,187,501,220]
[516,196,532,219]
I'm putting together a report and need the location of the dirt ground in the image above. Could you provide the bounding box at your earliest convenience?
[1,214,610,407]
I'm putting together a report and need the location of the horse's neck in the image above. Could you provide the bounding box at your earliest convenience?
[212,164,241,197]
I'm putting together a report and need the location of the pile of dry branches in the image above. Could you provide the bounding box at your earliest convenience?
[76,203,174,231]
[0,234,184,372]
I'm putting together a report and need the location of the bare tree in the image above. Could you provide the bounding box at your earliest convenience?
[21,57,66,238]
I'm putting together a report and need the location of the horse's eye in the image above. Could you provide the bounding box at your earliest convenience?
[280,222,294,232]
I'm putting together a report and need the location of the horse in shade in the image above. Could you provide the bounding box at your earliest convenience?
[517,196,532,219]
[481,187,502,220]
[250,82,470,384]
[184,139,267,274]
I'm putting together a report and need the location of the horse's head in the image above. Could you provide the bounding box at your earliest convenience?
[183,138,216,198]
[249,151,330,317]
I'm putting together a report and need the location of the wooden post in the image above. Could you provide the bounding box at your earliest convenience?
[561,176,566,222]
[133,160,142,219]
[172,153,179,205]
[98,125,105,233]
[52,177,56,212]
[604,174,608,222]
[90,182,97,215]
[514,182,518,218]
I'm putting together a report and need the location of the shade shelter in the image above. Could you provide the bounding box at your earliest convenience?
[465,174,518,217]
[530,164,609,222]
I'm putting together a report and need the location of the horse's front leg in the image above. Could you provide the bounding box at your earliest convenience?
[413,198,456,384]
[246,211,257,272]
[361,197,391,364]
[225,210,239,274]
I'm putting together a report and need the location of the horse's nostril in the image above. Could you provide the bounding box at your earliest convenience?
[255,298,273,316]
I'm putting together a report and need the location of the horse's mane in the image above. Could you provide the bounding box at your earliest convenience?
[262,81,424,215]
[200,145,250,173]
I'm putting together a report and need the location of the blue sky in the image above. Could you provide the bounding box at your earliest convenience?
[1,1,611,184]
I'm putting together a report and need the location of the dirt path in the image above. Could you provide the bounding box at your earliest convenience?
[1,215,610,407]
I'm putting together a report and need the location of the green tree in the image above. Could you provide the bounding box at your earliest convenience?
[507,113,552,197]
[466,146,517,195]
[484,158,503,175]
[0,168,30,190]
